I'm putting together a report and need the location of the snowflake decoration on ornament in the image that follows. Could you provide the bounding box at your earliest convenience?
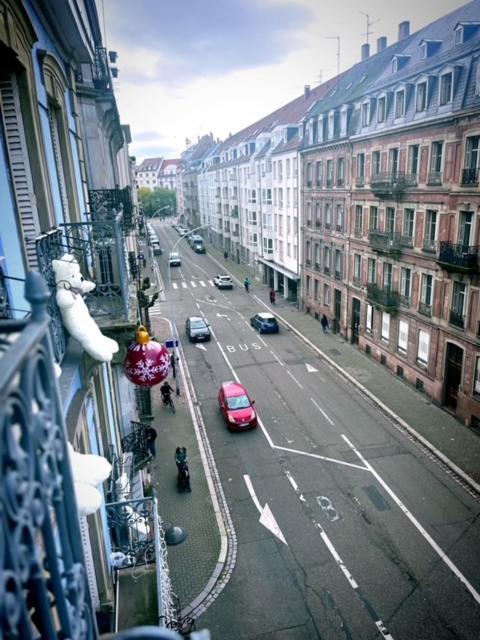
[128,358,161,382]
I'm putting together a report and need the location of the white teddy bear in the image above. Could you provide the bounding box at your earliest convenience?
[52,253,119,362]
[67,443,112,516]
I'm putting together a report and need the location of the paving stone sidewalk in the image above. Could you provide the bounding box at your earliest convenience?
[209,246,480,488]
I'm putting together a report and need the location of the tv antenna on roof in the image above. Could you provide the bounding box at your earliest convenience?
[360,11,380,45]
[324,36,340,82]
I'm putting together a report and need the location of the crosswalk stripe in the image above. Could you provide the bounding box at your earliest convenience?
[200,280,206,287]
[191,281,197,288]
[181,282,187,289]
[172,283,178,289]
[208,280,214,286]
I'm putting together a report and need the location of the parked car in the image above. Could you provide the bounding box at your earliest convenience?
[185,316,211,342]
[218,381,257,431]
[214,274,233,289]
[179,228,188,236]
[189,235,205,253]
[151,240,162,256]
[168,251,181,267]
[250,312,279,334]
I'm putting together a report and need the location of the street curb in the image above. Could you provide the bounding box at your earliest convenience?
[174,329,238,620]
[268,307,480,497]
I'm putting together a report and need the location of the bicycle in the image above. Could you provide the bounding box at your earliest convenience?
[162,394,176,414]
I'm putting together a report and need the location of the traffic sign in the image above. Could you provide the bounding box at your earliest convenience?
[165,340,179,348]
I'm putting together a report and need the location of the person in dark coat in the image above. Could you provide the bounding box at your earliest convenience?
[244,277,251,293]
[269,288,276,304]
[224,250,228,260]
[145,426,157,458]
[320,314,329,334]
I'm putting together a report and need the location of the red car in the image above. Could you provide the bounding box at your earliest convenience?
[218,381,257,431]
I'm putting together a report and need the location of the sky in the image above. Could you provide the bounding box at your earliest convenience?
[100,0,470,162]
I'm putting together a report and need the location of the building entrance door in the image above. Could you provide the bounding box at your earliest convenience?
[444,342,463,410]
[351,298,360,344]
[334,289,342,333]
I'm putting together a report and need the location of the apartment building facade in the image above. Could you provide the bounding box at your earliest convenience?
[301,4,480,427]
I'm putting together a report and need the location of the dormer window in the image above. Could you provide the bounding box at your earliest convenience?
[395,89,405,118]
[420,40,441,59]
[361,101,370,127]
[455,22,480,44]
[439,71,453,106]
[416,81,427,112]
[377,96,386,123]
[392,55,410,73]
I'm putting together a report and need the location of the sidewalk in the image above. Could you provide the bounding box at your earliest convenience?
[209,245,480,489]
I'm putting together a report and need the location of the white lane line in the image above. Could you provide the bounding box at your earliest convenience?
[314,521,359,589]
[342,433,480,605]
[258,335,268,347]
[191,281,197,288]
[285,470,299,492]
[200,280,206,287]
[274,444,368,471]
[181,282,187,289]
[243,474,262,512]
[172,282,178,290]
[311,398,334,426]
[286,369,302,387]
[271,351,285,367]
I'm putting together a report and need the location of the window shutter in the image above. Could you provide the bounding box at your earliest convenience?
[0,73,40,269]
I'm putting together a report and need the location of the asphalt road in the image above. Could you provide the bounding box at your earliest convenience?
[157,222,480,640]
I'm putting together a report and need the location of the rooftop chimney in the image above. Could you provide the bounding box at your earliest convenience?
[361,43,370,61]
[398,21,410,41]
[377,36,387,53]
[304,84,311,99]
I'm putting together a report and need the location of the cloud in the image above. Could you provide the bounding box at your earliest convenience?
[105,0,312,85]
[131,144,179,161]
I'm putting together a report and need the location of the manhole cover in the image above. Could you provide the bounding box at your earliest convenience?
[329,349,342,356]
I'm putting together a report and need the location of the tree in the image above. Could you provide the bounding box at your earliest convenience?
[138,188,176,217]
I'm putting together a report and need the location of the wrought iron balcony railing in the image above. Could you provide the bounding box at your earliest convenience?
[93,46,112,91]
[356,177,365,187]
[369,231,402,255]
[418,302,432,317]
[121,421,152,471]
[0,265,13,319]
[461,168,479,186]
[89,187,135,230]
[449,310,465,328]
[370,172,408,198]
[366,284,399,312]
[437,241,479,273]
[427,171,443,186]
[0,272,98,639]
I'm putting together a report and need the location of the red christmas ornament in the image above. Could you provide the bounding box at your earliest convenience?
[124,326,171,388]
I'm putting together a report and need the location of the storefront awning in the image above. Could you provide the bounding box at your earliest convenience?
[257,258,300,280]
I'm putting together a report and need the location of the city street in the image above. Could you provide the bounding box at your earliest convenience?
[157,222,480,640]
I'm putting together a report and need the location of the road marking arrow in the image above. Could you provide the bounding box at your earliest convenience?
[243,474,288,545]
[306,363,318,373]
[216,313,229,318]
[196,343,207,351]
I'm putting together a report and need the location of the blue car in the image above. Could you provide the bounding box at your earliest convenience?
[250,312,279,334]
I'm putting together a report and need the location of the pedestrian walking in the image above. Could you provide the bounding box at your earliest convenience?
[320,314,329,334]
[145,425,157,459]
[244,277,251,293]
[170,352,176,379]
[269,288,276,304]
[224,250,228,260]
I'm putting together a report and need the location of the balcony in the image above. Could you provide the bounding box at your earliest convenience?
[36,214,135,361]
[334,270,342,280]
[336,224,343,233]
[449,310,465,329]
[306,180,313,188]
[399,295,411,307]
[418,302,432,317]
[354,226,363,238]
[370,172,408,198]
[355,177,365,188]
[323,265,331,275]
[337,178,345,187]
[314,262,321,271]
[422,239,437,253]
[427,171,443,186]
[325,222,332,231]
[315,220,322,229]
[92,46,112,91]
[369,231,402,256]
[353,276,362,287]
[0,266,12,319]
[89,186,135,230]
[437,242,479,273]
[326,178,333,187]
[366,284,399,313]
[461,168,479,186]
[306,259,312,267]
[306,219,312,228]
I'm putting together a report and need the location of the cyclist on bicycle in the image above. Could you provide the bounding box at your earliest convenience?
[161,380,174,405]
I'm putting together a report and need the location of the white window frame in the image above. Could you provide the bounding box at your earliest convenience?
[381,312,390,342]
[395,89,405,118]
[366,304,373,332]
[417,330,430,365]
[398,319,409,353]
[439,70,453,106]
[474,356,480,397]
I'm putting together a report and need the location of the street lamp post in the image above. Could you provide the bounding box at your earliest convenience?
[151,205,173,219]
[168,225,209,396]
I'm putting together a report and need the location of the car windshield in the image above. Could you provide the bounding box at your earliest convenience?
[190,320,206,329]
[226,394,250,410]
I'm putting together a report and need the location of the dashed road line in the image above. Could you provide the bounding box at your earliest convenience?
[286,369,302,387]
[271,350,284,367]
[311,398,334,425]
